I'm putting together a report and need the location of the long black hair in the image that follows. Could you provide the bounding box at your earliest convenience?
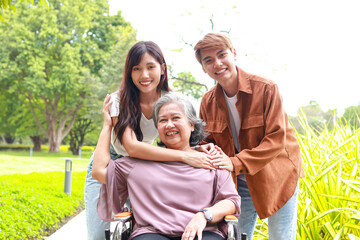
[114,41,170,144]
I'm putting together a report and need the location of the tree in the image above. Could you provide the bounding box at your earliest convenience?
[0,0,48,21]
[0,91,18,143]
[68,117,94,155]
[170,12,239,100]
[0,62,46,149]
[297,101,327,133]
[289,101,339,133]
[66,26,137,152]
[341,105,360,129]
[169,67,207,100]
[14,102,45,151]
[0,0,135,152]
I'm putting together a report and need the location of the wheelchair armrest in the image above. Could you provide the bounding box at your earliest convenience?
[224,215,238,223]
[109,212,133,240]
[114,212,132,222]
[225,215,248,240]
[225,215,238,240]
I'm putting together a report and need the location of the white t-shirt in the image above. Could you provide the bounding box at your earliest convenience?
[223,89,246,182]
[109,91,159,156]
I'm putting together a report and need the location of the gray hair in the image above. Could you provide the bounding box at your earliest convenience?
[152,92,205,147]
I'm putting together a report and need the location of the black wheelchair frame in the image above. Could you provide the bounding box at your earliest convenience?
[105,212,247,240]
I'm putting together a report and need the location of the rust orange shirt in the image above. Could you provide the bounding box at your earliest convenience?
[200,67,304,219]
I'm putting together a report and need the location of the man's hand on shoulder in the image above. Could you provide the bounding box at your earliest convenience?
[209,145,234,172]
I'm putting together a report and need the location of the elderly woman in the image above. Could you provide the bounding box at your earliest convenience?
[92,92,241,240]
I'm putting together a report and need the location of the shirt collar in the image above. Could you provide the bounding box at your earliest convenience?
[214,66,253,98]
[236,66,252,94]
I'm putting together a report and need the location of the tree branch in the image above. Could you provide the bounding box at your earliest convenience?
[210,15,214,32]
[61,102,84,140]
[26,94,47,136]
[53,92,60,114]
[170,77,208,91]
[28,91,46,116]
[180,37,193,48]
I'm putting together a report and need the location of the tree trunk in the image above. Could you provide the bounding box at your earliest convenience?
[69,129,80,155]
[48,130,62,153]
[5,133,15,144]
[70,145,79,155]
[30,136,42,152]
[49,138,61,152]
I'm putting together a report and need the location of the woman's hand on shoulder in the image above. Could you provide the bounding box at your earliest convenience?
[182,212,207,240]
[102,94,112,128]
[183,151,215,170]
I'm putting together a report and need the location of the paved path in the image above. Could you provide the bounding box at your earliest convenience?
[46,210,116,240]
[46,210,87,240]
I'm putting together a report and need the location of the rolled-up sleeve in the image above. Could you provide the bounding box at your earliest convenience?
[97,158,131,221]
[109,92,120,117]
[213,170,241,216]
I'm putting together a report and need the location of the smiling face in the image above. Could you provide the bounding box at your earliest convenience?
[200,48,237,86]
[131,52,164,95]
[157,102,194,151]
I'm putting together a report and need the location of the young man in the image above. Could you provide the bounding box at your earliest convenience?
[195,33,304,239]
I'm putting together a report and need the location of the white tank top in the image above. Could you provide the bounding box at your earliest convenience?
[109,91,160,156]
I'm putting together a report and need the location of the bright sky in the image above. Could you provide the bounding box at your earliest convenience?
[109,0,360,116]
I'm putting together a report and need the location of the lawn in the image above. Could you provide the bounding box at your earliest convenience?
[0,149,91,239]
[0,150,91,175]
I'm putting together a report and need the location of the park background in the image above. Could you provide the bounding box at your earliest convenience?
[0,0,359,239]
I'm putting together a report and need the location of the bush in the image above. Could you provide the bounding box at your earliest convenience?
[80,145,96,152]
[40,145,69,152]
[0,171,86,239]
[0,144,95,153]
[0,144,32,151]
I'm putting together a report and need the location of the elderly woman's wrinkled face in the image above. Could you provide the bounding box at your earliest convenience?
[157,102,194,151]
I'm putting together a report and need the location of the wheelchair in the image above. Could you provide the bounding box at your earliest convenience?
[105,212,247,240]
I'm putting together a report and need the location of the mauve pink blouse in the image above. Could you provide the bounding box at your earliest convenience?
[97,157,241,239]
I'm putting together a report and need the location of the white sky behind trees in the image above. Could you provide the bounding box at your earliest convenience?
[109,0,360,116]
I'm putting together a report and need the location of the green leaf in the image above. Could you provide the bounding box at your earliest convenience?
[9,3,16,12]
[317,194,360,203]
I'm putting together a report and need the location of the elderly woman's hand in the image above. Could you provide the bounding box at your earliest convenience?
[102,94,112,128]
[182,212,207,240]
[209,145,234,172]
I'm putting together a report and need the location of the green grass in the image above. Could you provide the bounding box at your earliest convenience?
[0,151,91,175]
[0,150,91,239]
[0,171,86,239]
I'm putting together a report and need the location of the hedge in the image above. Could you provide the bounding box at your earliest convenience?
[0,144,95,152]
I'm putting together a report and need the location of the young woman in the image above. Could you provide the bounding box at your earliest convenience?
[93,92,240,240]
[85,41,215,240]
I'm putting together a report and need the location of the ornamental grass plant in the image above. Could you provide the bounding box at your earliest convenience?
[254,112,360,239]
